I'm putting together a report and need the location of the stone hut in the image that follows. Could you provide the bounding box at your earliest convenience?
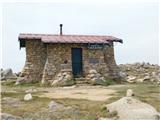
[18,24,123,86]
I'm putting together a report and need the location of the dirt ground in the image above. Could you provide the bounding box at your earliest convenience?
[38,85,116,101]
[1,83,159,120]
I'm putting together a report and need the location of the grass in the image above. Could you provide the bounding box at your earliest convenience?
[103,79,117,86]
[1,92,51,116]
[52,98,119,119]
[1,82,160,120]
[1,91,117,120]
[2,97,104,119]
[1,80,42,87]
[1,80,16,86]
[1,92,26,98]
[91,78,118,86]
[110,83,160,111]
[53,98,107,119]
[1,78,119,87]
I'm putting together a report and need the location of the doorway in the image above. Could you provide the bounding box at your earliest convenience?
[71,48,83,77]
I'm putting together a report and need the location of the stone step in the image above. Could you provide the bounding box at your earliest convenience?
[76,83,89,86]
[74,77,86,81]
[75,80,88,84]
[74,77,90,85]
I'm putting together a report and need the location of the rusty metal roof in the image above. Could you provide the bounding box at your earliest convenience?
[19,33,123,44]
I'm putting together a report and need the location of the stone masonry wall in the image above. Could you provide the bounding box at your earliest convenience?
[42,44,84,85]
[85,43,120,84]
[20,40,47,83]
[41,43,119,85]
[41,44,71,84]
[103,43,120,79]
[20,41,119,85]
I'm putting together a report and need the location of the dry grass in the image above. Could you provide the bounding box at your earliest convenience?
[1,93,109,119]
[109,83,160,112]
[1,83,160,120]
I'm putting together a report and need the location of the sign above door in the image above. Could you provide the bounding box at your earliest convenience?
[88,43,103,49]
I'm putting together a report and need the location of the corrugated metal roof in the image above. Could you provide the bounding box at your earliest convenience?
[19,33,123,44]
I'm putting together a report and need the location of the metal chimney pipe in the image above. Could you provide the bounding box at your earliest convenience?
[60,24,63,35]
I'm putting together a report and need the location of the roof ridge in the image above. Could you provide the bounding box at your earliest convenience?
[19,33,114,37]
[18,33,123,44]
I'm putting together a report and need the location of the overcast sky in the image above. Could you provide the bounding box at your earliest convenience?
[1,1,159,72]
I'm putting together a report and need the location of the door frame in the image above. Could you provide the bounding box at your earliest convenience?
[71,48,83,77]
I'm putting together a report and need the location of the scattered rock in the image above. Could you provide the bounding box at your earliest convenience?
[15,81,20,85]
[1,113,22,120]
[2,97,21,107]
[126,76,136,83]
[118,71,127,78]
[126,89,134,97]
[24,93,32,101]
[119,62,160,84]
[0,68,17,80]
[4,69,15,77]
[20,102,80,119]
[25,88,37,93]
[48,101,64,111]
[15,72,21,77]
[143,76,150,80]
[136,78,145,83]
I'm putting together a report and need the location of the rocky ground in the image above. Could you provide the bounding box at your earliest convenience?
[1,83,160,120]
[118,62,160,84]
[1,62,160,85]
[0,68,18,81]
[1,62,160,120]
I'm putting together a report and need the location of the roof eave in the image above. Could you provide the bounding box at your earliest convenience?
[108,39,123,43]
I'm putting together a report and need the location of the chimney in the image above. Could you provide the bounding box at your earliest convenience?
[60,24,63,35]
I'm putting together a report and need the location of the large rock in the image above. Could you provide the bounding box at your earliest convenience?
[1,113,22,120]
[3,68,13,77]
[24,93,32,101]
[105,97,160,120]
[1,68,17,80]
